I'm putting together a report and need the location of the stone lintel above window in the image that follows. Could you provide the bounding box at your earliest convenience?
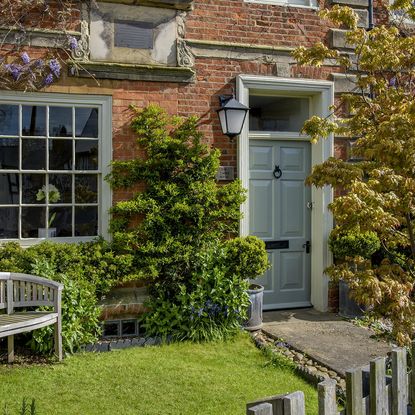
[69,61,195,83]
[98,0,194,11]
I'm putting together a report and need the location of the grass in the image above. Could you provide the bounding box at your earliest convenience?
[0,333,318,415]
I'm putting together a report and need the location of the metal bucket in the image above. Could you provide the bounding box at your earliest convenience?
[244,284,264,331]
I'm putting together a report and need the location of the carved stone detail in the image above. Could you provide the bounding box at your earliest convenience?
[176,11,194,68]
[71,3,90,61]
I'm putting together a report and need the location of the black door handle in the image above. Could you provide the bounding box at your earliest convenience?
[273,165,282,179]
[303,241,311,254]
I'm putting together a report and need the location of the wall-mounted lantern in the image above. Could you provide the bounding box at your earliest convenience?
[216,96,249,140]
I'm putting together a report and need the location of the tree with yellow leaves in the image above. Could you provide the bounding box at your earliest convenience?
[293,3,415,345]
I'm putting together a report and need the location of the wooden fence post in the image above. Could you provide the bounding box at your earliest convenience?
[318,379,337,415]
[369,357,387,415]
[391,348,407,415]
[346,368,364,415]
[247,403,273,415]
[283,391,305,415]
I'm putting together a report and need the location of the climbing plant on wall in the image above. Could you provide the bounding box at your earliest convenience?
[0,0,92,90]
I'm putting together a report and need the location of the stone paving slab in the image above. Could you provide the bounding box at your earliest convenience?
[262,308,392,377]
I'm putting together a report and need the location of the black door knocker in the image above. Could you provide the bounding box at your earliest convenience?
[273,165,282,179]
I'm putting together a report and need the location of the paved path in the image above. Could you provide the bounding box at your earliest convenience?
[262,308,392,376]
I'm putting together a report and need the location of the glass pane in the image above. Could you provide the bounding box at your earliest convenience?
[49,206,72,237]
[49,107,72,137]
[22,106,46,136]
[75,108,98,138]
[0,207,18,239]
[75,206,98,236]
[249,96,309,132]
[75,175,97,203]
[0,174,19,204]
[22,139,46,170]
[22,174,45,204]
[0,138,19,169]
[75,140,98,170]
[22,207,46,238]
[0,105,19,135]
[49,139,73,170]
[49,174,72,203]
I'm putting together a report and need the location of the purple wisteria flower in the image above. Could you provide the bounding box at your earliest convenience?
[21,52,30,65]
[44,73,54,86]
[68,36,78,50]
[5,64,23,81]
[49,59,61,77]
[35,59,44,68]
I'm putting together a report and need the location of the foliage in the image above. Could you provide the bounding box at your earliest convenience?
[329,231,381,260]
[224,236,270,281]
[3,399,36,415]
[293,3,415,344]
[141,244,251,341]
[0,334,319,415]
[0,240,134,353]
[108,105,258,340]
[0,0,94,91]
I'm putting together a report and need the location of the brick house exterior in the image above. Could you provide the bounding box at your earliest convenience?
[0,0,384,315]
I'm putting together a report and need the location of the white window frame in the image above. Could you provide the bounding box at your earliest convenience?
[0,91,112,246]
[244,0,319,10]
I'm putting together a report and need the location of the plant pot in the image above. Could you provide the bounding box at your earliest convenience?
[244,284,264,331]
[38,227,57,238]
[338,280,366,318]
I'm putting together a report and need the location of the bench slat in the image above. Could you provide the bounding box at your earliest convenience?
[0,312,58,333]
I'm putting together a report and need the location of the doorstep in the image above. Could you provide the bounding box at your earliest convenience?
[262,308,392,377]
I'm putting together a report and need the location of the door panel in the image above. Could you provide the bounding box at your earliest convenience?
[249,140,311,309]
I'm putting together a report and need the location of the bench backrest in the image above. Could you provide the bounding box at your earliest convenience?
[0,272,63,314]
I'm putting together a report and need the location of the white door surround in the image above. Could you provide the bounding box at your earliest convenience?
[237,75,334,312]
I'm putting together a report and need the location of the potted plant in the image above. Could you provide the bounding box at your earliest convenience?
[328,230,380,317]
[36,184,61,238]
[225,236,270,331]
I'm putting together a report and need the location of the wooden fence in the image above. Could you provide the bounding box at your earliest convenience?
[246,344,415,415]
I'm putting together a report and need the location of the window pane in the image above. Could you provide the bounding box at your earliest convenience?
[75,175,97,203]
[0,174,19,204]
[49,139,73,170]
[22,174,45,204]
[0,207,18,239]
[49,174,72,203]
[0,138,19,169]
[49,206,72,237]
[22,207,46,238]
[75,140,98,170]
[49,107,72,137]
[0,105,19,136]
[75,206,97,236]
[249,96,309,132]
[75,108,98,138]
[22,106,46,136]
[22,139,46,170]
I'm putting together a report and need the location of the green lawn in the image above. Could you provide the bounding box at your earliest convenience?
[0,333,318,415]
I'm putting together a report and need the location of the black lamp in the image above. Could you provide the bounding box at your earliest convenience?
[217,96,249,140]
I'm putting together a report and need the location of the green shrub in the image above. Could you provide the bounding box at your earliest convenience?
[142,244,250,341]
[224,236,270,281]
[0,240,134,354]
[328,230,381,259]
[108,105,252,341]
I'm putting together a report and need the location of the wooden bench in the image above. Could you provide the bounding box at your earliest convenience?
[0,272,63,363]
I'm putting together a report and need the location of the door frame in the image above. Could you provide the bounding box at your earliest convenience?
[236,75,334,312]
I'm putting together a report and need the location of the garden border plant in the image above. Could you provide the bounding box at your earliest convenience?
[108,105,269,342]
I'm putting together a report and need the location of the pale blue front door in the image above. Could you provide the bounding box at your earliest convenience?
[249,140,312,309]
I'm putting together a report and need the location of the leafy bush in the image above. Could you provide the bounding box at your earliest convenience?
[108,105,262,341]
[224,236,270,281]
[0,240,134,354]
[329,230,381,260]
[142,244,250,341]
